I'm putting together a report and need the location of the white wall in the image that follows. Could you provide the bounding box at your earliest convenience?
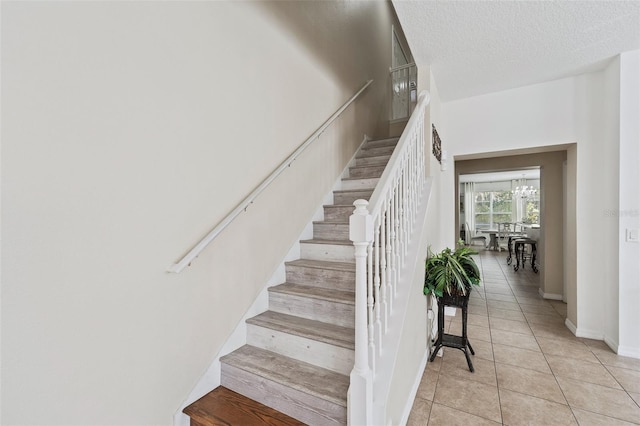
[1,2,401,424]
[617,50,640,358]
[439,68,638,354]
[602,57,621,348]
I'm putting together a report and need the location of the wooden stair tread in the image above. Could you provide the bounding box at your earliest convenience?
[247,311,354,349]
[332,188,373,194]
[183,386,304,426]
[299,238,352,246]
[221,346,349,407]
[363,137,399,148]
[269,283,355,303]
[312,220,349,225]
[285,258,355,272]
[341,176,379,182]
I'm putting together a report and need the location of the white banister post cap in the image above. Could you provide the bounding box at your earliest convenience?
[350,199,373,243]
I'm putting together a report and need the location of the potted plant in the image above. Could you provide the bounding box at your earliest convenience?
[423,241,481,303]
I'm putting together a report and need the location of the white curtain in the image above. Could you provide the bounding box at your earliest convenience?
[463,182,476,244]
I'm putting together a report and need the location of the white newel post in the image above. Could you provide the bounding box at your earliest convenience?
[348,199,374,426]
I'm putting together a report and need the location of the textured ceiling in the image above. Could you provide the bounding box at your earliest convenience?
[392,0,640,101]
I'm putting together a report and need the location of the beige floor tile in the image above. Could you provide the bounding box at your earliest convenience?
[487,299,522,311]
[499,389,576,425]
[469,338,494,362]
[592,349,640,372]
[467,313,490,327]
[546,355,622,389]
[427,402,501,425]
[484,286,514,296]
[441,351,497,386]
[448,323,492,343]
[468,303,488,315]
[523,311,565,327]
[416,368,438,401]
[606,366,640,393]
[426,355,443,373]
[629,392,640,406]
[489,317,533,335]
[536,337,601,364]
[433,374,502,423]
[556,376,640,424]
[488,307,526,322]
[496,363,567,404]
[486,293,518,303]
[491,329,541,352]
[516,295,553,307]
[580,338,611,351]
[407,396,432,426]
[529,322,582,343]
[468,297,488,307]
[571,408,638,425]
[518,303,559,316]
[492,343,551,374]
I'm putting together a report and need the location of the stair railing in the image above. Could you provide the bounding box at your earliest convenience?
[390,63,417,121]
[167,79,373,273]
[348,90,430,425]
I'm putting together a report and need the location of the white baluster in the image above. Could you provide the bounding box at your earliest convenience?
[380,206,388,333]
[385,197,394,314]
[373,218,382,356]
[367,236,375,373]
[389,188,398,302]
[348,199,373,426]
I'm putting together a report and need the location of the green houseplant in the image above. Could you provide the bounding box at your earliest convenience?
[423,241,481,298]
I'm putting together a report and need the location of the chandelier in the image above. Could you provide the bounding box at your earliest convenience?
[513,185,537,199]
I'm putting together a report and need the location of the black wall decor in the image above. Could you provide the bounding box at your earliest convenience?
[432,124,442,163]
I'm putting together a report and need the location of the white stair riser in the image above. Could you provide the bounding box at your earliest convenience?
[313,223,349,240]
[221,364,346,425]
[285,265,355,291]
[301,242,354,262]
[269,293,355,328]
[340,177,379,191]
[323,205,355,222]
[247,325,354,375]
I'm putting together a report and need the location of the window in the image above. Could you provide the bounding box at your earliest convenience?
[474,190,513,229]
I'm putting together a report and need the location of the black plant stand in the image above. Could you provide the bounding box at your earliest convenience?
[429,292,475,372]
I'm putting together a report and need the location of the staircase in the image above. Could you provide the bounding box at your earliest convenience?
[184,137,400,425]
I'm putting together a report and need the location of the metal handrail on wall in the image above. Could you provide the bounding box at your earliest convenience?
[167,79,374,273]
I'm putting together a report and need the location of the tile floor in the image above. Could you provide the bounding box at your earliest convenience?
[408,249,640,425]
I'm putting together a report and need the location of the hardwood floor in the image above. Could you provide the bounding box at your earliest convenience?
[184,387,305,426]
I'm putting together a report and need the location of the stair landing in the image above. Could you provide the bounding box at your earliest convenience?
[184,386,305,426]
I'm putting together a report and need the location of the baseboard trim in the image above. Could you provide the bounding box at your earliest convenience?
[604,336,620,354]
[538,288,563,300]
[565,318,577,335]
[617,345,640,359]
[399,349,429,426]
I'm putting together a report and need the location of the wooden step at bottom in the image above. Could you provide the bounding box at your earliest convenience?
[221,345,348,425]
[184,386,304,426]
